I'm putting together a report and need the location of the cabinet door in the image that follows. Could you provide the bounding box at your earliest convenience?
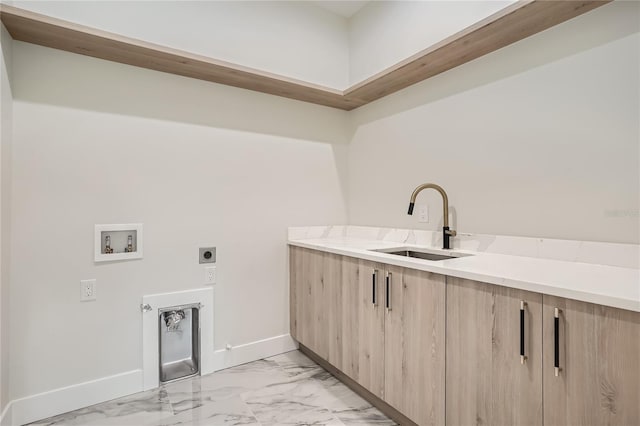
[543,296,640,426]
[289,247,342,369]
[446,277,543,426]
[289,246,300,340]
[320,252,343,369]
[384,265,446,426]
[289,246,321,348]
[341,257,386,398]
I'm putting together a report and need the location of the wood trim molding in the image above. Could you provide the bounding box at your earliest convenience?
[343,0,610,105]
[0,4,353,110]
[0,1,610,111]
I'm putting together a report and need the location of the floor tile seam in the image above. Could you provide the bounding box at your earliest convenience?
[231,390,263,426]
[159,395,261,426]
[167,387,240,406]
[231,357,286,426]
[244,397,324,425]
[170,391,261,424]
[297,406,348,426]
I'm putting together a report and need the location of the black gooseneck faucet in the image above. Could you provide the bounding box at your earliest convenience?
[407,183,456,249]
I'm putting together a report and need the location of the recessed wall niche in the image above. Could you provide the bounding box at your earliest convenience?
[94,223,144,262]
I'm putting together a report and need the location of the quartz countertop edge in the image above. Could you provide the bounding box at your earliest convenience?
[288,238,640,313]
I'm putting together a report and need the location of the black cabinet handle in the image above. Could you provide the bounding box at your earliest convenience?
[554,307,560,377]
[385,272,392,312]
[372,269,378,306]
[520,301,527,364]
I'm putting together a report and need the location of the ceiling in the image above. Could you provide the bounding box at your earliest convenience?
[311,1,369,18]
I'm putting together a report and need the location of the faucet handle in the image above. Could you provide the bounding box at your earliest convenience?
[445,229,457,237]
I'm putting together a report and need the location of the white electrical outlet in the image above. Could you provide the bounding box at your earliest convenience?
[204,266,217,285]
[80,279,97,302]
[418,204,429,223]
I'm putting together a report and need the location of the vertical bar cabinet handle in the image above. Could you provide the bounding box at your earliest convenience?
[372,269,378,306]
[520,300,527,364]
[554,307,560,376]
[385,272,392,312]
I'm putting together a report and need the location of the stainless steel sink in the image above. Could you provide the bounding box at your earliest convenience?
[371,247,472,261]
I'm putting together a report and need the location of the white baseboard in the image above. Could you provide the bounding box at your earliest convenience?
[212,333,298,371]
[6,333,297,426]
[10,370,142,426]
[0,401,13,426]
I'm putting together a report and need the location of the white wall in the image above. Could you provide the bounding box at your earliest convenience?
[9,41,349,399]
[348,0,513,83]
[347,1,640,244]
[0,23,12,416]
[13,0,351,89]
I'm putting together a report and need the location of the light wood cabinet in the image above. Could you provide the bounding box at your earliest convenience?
[542,296,640,426]
[446,277,543,426]
[290,246,640,426]
[290,246,317,349]
[321,252,344,369]
[289,245,300,340]
[340,257,385,398]
[384,265,446,426]
[290,247,445,425]
[339,255,360,381]
[289,247,343,369]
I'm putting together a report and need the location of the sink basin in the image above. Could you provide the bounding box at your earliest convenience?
[372,247,472,261]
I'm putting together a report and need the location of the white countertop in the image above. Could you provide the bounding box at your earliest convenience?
[288,237,640,312]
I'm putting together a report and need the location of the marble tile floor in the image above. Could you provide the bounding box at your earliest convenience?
[29,350,397,426]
